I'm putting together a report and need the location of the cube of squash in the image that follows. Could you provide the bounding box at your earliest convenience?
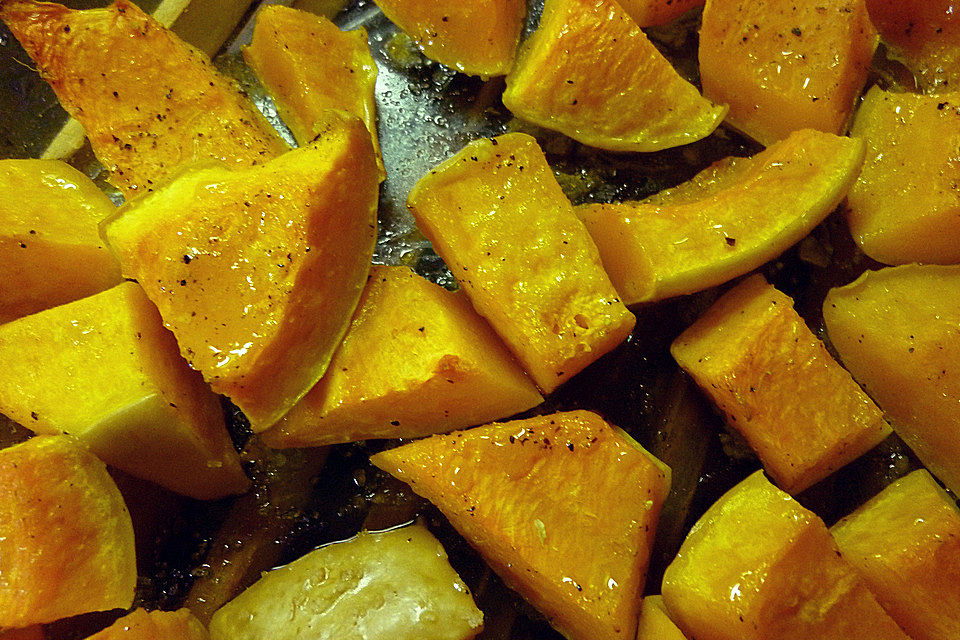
[85,609,209,639]
[0,283,248,500]
[617,0,704,27]
[672,275,889,494]
[699,0,876,144]
[578,130,865,304]
[208,524,483,640]
[407,133,635,392]
[104,111,379,431]
[371,411,671,640]
[832,470,960,640]
[264,266,542,448]
[847,87,960,265]
[823,265,960,496]
[0,436,136,627]
[0,159,120,324]
[0,0,288,198]
[372,0,525,77]
[244,6,383,175]
[636,596,687,640]
[502,0,725,152]
[662,471,909,640]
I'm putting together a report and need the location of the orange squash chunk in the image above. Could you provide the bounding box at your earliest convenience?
[371,410,671,640]
[847,87,960,265]
[578,129,865,304]
[661,471,910,640]
[866,0,960,92]
[0,159,120,324]
[636,596,687,640]
[0,435,136,627]
[618,0,704,27]
[244,6,382,175]
[832,470,960,640]
[672,275,890,493]
[0,283,247,499]
[407,133,635,392]
[502,0,725,152]
[0,0,288,198]
[264,266,542,448]
[823,265,960,496]
[85,609,209,640]
[699,0,876,145]
[373,0,525,77]
[104,112,378,431]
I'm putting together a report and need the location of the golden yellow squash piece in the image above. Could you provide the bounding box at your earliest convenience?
[0,159,120,324]
[0,0,288,198]
[502,0,725,152]
[662,471,910,640]
[847,87,960,265]
[671,275,890,494]
[264,266,542,448]
[407,133,635,392]
[0,436,136,627]
[104,112,379,431]
[0,283,247,499]
[244,5,383,175]
[373,0,525,77]
[823,265,960,496]
[372,411,671,640]
[85,609,209,640]
[832,470,960,640]
[578,129,865,304]
[636,596,687,640]
[209,525,483,640]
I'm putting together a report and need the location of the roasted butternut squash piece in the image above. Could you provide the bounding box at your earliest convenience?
[0,283,248,500]
[699,0,876,144]
[672,275,889,493]
[0,436,136,627]
[832,470,960,640]
[244,5,382,175]
[372,411,671,640]
[502,0,725,152]
[85,609,209,640]
[618,0,704,27]
[209,525,483,640]
[104,112,379,431]
[0,629,43,640]
[636,596,687,640]
[823,265,960,496]
[373,0,525,77]
[407,134,635,392]
[866,0,960,92]
[662,471,909,640]
[847,87,960,265]
[0,159,120,324]
[264,266,542,448]
[0,0,288,198]
[578,130,864,304]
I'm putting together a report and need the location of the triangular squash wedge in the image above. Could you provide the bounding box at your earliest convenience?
[264,266,542,448]
[371,410,671,640]
[502,0,726,152]
[103,111,379,431]
[578,129,865,304]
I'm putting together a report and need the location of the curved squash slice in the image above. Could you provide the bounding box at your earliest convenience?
[86,609,209,640]
[0,0,288,198]
[265,266,542,448]
[578,129,865,304]
[372,411,671,640]
[823,265,960,496]
[503,0,725,152]
[699,0,877,145]
[0,436,136,627]
[244,6,383,176]
[847,87,960,265]
[373,0,525,77]
[104,112,379,431]
[0,159,120,324]
[618,0,704,27]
